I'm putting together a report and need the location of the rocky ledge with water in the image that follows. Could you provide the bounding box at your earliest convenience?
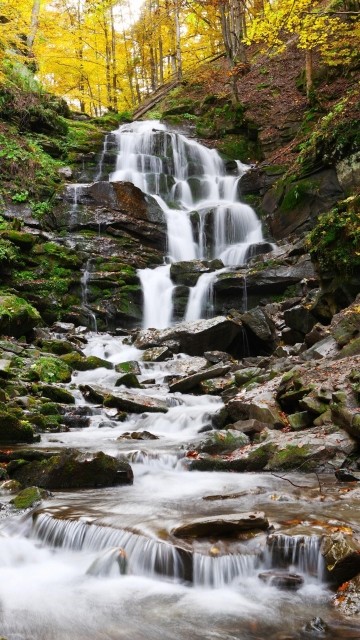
[0,120,360,639]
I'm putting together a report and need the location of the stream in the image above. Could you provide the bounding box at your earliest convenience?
[0,122,359,640]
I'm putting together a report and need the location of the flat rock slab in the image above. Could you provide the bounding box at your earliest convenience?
[80,384,168,413]
[169,363,231,393]
[258,571,304,591]
[171,512,269,538]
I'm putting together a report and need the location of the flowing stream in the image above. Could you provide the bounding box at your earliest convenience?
[0,122,358,640]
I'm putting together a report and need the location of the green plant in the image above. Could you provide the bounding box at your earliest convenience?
[11,190,29,203]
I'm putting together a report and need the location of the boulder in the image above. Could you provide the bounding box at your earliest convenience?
[79,384,168,413]
[228,379,287,428]
[60,352,113,371]
[171,512,269,538]
[169,363,231,393]
[115,360,141,375]
[10,486,45,509]
[333,574,360,617]
[0,295,41,338]
[9,449,134,489]
[134,316,244,357]
[283,305,317,335]
[241,306,276,344]
[196,429,249,454]
[115,373,141,388]
[321,533,360,587]
[0,411,38,444]
[142,346,172,362]
[170,259,224,287]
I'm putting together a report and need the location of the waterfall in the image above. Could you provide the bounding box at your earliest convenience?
[81,259,98,331]
[109,121,269,328]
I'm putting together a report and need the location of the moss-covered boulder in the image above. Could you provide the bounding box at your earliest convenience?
[40,384,75,404]
[0,411,38,443]
[60,352,113,371]
[29,357,72,383]
[11,486,44,509]
[9,449,133,489]
[0,295,41,337]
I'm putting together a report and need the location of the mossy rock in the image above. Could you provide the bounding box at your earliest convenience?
[267,444,313,471]
[9,450,134,489]
[40,384,75,404]
[0,411,38,443]
[0,230,36,249]
[29,357,72,383]
[198,429,249,454]
[0,295,41,338]
[60,352,113,371]
[39,339,77,355]
[115,373,141,389]
[11,486,44,509]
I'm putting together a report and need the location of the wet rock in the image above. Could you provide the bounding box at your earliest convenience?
[115,373,142,388]
[169,363,231,393]
[301,617,329,637]
[333,574,360,617]
[0,295,42,338]
[134,316,244,357]
[115,360,141,375]
[321,533,360,586]
[9,449,134,489]
[0,479,21,493]
[170,259,224,287]
[10,486,45,509]
[79,384,168,413]
[171,512,269,538]
[118,431,159,440]
[258,570,304,591]
[142,346,172,362]
[61,406,92,429]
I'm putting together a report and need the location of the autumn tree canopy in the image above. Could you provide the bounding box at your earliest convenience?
[0,0,358,111]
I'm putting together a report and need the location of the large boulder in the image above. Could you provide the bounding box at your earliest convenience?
[9,449,133,489]
[134,316,245,357]
[0,295,41,338]
[0,411,38,444]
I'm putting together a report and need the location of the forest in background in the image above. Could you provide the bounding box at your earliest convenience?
[0,0,359,115]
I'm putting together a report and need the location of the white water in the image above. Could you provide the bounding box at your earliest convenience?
[109,121,266,328]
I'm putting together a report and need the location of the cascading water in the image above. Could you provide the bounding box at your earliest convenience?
[109,121,266,328]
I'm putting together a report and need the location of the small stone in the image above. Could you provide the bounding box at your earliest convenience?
[258,570,304,591]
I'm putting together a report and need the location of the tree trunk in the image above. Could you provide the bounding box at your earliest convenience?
[27,0,41,53]
[305,49,313,100]
[174,0,182,79]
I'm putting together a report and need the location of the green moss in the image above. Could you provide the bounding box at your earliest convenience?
[268,444,312,471]
[307,195,360,275]
[11,486,43,509]
[29,357,72,383]
[279,180,317,212]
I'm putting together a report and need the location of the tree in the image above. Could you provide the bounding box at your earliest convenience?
[247,0,360,99]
